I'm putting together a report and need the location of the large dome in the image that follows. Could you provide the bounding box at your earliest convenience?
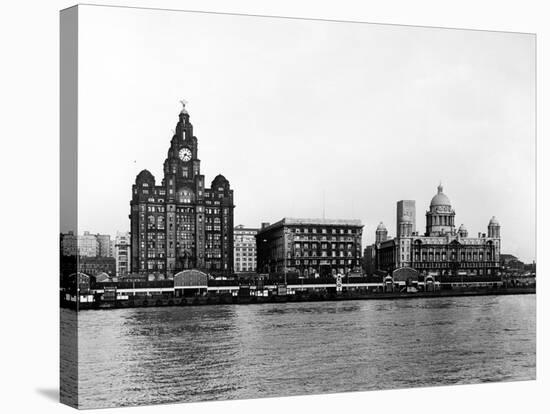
[430,183,451,207]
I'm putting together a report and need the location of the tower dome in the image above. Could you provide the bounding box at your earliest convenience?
[458,223,468,237]
[425,183,455,236]
[376,222,387,231]
[488,216,501,238]
[430,183,451,207]
[135,169,155,184]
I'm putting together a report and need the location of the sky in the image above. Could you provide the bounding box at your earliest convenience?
[76,5,536,262]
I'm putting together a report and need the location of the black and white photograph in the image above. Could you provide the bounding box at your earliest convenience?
[46,1,540,411]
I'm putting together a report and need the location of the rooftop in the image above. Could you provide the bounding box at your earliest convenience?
[258,217,363,233]
[234,225,260,232]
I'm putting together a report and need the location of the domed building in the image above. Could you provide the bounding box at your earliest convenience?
[375,183,501,279]
[130,103,234,277]
[426,183,456,236]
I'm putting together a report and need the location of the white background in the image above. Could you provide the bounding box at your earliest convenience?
[0,1,547,413]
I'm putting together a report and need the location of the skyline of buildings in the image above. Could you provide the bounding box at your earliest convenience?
[60,211,533,280]
[59,106,531,279]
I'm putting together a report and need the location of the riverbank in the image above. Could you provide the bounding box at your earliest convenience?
[62,286,535,310]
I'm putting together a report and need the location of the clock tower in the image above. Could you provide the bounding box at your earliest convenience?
[163,105,201,186]
[130,102,234,278]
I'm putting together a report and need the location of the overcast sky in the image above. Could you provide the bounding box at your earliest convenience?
[76,5,535,262]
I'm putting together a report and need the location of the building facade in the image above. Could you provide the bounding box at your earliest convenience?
[114,231,131,277]
[96,234,114,257]
[362,244,376,276]
[130,104,234,277]
[396,200,416,238]
[61,231,116,258]
[376,184,501,277]
[256,218,363,278]
[79,231,100,257]
[60,231,78,256]
[234,225,259,273]
[78,256,116,277]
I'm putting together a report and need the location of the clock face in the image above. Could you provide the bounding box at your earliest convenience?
[178,147,192,162]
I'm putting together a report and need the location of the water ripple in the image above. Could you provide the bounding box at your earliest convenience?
[65,294,535,409]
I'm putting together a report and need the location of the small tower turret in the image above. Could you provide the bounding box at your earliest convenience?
[488,216,500,238]
[375,222,388,243]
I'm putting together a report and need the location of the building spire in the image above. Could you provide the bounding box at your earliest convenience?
[438,181,443,193]
[179,99,188,114]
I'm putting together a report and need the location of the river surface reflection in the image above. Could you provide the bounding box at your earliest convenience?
[69,294,535,408]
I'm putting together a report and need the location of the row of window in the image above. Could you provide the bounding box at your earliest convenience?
[291,259,355,265]
[292,228,358,235]
[294,236,357,242]
[235,241,256,246]
[296,243,354,250]
[412,252,493,261]
[295,251,354,258]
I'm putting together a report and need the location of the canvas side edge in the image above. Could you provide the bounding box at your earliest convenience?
[60,5,79,409]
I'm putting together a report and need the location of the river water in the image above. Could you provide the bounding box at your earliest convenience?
[68,294,535,408]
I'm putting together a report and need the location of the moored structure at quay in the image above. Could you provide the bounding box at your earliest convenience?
[375,184,501,278]
[256,218,363,278]
[61,267,532,311]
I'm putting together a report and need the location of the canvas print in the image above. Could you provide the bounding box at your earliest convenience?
[60,4,536,409]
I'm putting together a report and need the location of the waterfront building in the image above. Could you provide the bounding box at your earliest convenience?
[256,218,363,278]
[234,225,259,273]
[130,103,234,277]
[61,231,78,256]
[114,231,131,277]
[396,200,416,237]
[78,256,116,277]
[500,254,524,270]
[362,244,376,276]
[78,231,99,257]
[61,231,115,258]
[96,234,114,257]
[375,184,501,277]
